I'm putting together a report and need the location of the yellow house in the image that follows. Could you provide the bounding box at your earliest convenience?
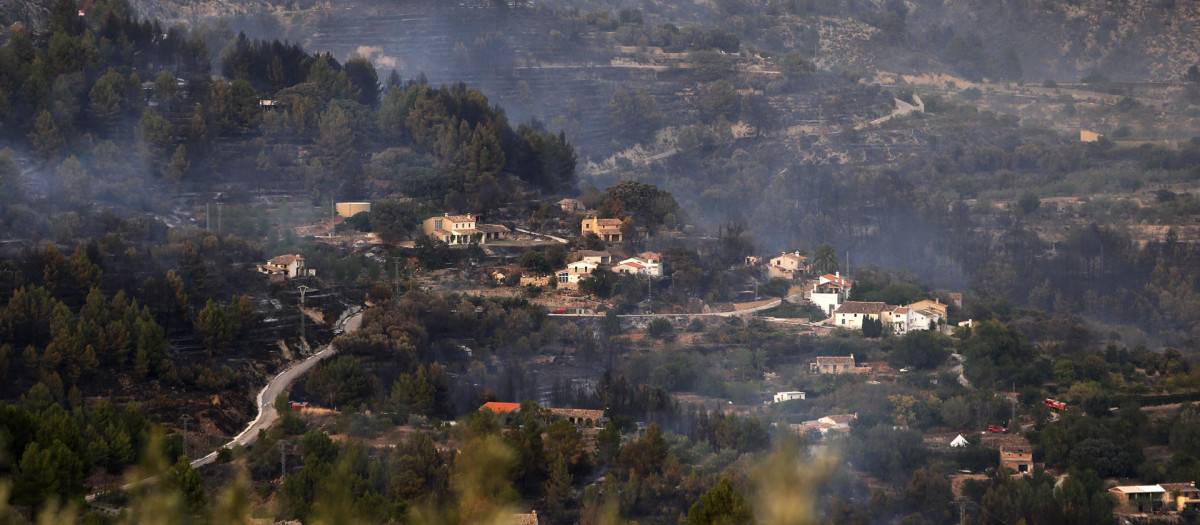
[1000,446,1034,475]
[422,213,509,245]
[582,216,624,242]
[768,251,808,279]
[335,202,371,217]
[905,299,948,318]
[810,355,870,374]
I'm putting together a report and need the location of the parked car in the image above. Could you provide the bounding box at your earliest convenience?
[1044,398,1066,410]
[987,424,1008,434]
[551,307,568,314]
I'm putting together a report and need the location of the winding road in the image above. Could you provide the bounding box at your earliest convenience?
[87,307,363,502]
[192,307,364,468]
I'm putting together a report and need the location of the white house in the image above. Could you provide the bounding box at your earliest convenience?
[558,198,585,212]
[773,391,806,403]
[613,257,662,278]
[258,254,315,278]
[890,306,942,334]
[832,301,888,329]
[808,273,852,317]
[790,413,857,438]
[555,261,597,290]
[577,250,611,265]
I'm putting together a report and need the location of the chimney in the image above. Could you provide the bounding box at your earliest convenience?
[835,271,840,278]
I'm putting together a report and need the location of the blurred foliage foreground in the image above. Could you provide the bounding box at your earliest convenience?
[0,429,835,525]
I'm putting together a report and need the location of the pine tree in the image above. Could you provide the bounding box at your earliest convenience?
[543,453,574,520]
[137,107,174,161]
[167,455,206,513]
[28,110,64,162]
[12,439,85,507]
[165,144,189,184]
[68,246,100,295]
[152,70,177,106]
[87,69,124,127]
[686,477,753,525]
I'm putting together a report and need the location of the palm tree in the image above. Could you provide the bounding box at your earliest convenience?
[812,243,839,275]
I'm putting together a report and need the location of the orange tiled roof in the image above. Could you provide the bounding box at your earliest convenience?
[480,402,521,413]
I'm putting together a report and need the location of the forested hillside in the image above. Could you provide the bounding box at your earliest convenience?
[4,0,1200,523]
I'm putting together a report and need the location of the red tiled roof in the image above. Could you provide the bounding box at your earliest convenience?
[480,402,521,413]
[821,274,851,287]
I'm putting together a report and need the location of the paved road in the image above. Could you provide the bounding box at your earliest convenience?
[192,307,363,468]
[87,307,364,502]
[190,343,338,467]
[514,227,568,244]
[549,291,804,319]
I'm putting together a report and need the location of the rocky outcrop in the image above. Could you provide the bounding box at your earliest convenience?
[0,0,50,40]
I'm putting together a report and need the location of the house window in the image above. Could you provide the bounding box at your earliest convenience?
[559,274,568,284]
[434,219,442,229]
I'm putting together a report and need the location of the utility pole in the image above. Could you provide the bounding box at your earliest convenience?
[205,203,210,231]
[958,499,967,525]
[277,441,287,480]
[216,202,223,234]
[179,414,192,458]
